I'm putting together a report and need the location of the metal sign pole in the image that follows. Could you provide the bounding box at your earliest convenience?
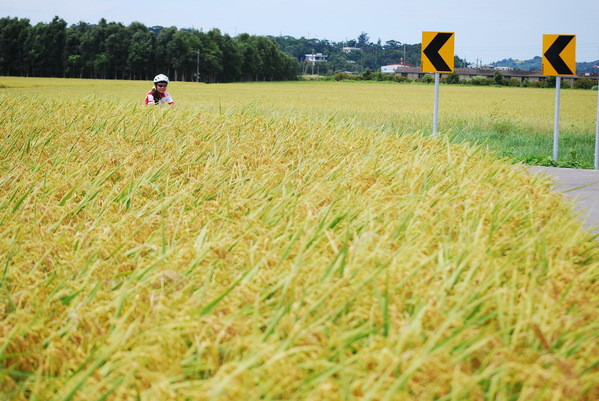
[553,76,561,162]
[595,81,599,169]
[433,72,440,136]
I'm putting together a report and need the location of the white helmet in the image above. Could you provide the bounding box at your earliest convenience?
[153,74,169,84]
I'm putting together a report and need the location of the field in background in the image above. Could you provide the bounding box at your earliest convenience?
[1,78,598,400]
[4,76,596,167]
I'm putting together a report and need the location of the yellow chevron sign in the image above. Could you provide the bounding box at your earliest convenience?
[421,32,455,73]
[542,34,576,76]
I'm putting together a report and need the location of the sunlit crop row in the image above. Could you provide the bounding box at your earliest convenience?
[3,77,596,137]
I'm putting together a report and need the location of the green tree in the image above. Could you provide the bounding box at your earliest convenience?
[127,22,154,80]
[0,17,31,76]
[25,16,67,77]
[202,29,226,82]
[78,19,108,78]
[218,33,243,82]
[155,26,177,76]
[66,54,83,77]
[166,29,192,81]
[64,21,89,77]
[0,15,299,82]
[494,71,504,85]
[104,22,130,79]
[357,32,370,48]
[94,53,109,78]
[237,34,263,81]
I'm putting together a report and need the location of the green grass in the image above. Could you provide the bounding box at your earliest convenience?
[450,129,597,169]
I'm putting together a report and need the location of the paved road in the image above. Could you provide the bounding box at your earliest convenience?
[528,166,599,236]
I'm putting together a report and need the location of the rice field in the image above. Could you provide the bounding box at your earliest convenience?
[3,76,597,137]
[0,78,598,400]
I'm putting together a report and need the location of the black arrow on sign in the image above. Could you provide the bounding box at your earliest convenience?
[544,35,574,75]
[423,32,453,72]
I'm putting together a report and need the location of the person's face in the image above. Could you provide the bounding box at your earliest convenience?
[156,82,167,93]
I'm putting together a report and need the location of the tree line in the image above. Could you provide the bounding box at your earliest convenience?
[2,16,476,82]
[274,32,466,76]
[0,16,298,82]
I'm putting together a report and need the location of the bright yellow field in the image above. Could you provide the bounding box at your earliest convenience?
[0,78,598,400]
[2,76,597,136]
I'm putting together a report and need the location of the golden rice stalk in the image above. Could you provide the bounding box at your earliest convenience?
[0,88,597,401]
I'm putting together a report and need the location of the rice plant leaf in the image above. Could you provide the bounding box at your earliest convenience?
[196,267,251,316]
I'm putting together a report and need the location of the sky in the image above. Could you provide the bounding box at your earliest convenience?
[2,0,599,63]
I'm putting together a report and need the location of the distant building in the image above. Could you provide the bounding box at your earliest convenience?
[380,62,414,74]
[342,47,361,53]
[305,53,328,62]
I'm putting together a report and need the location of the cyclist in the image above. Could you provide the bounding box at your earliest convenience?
[145,74,175,106]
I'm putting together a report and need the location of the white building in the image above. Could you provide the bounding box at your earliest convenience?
[381,63,413,74]
[342,47,361,53]
[305,53,328,62]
